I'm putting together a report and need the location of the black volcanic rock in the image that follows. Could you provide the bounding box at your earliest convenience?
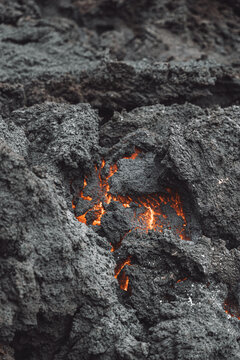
[0,140,139,360]
[0,0,240,359]
[101,104,240,246]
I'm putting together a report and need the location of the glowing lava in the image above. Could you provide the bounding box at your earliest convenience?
[73,151,140,228]
[176,277,188,283]
[72,147,190,291]
[115,256,131,291]
[123,147,142,160]
[167,188,188,240]
[224,299,240,320]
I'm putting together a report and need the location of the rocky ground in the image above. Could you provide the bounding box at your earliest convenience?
[0,0,240,359]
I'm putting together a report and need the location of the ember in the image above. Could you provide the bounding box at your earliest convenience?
[224,298,240,320]
[73,148,190,291]
[114,256,132,291]
[73,149,189,239]
[176,277,188,283]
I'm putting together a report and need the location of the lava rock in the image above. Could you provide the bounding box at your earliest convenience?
[0,0,240,359]
[110,152,162,195]
[102,103,240,247]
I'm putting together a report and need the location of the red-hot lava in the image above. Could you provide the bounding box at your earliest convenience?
[114,256,132,291]
[176,277,188,283]
[72,148,190,291]
[224,298,240,320]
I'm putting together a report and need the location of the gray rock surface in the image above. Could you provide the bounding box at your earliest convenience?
[0,0,240,359]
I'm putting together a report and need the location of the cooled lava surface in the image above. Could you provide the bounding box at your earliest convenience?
[0,0,240,359]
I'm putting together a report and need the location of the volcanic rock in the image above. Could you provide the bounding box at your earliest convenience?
[0,0,240,359]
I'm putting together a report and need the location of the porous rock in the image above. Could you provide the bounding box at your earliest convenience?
[0,0,240,359]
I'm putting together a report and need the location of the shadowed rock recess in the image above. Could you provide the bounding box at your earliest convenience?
[0,0,240,359]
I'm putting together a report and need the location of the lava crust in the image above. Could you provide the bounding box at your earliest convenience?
[0,0,240,359]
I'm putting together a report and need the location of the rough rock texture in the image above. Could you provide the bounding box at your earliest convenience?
[0,0,240,359]
[101,104,240,245]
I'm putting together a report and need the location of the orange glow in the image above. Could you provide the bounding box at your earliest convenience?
[108,163,118,178]
[73,150,137,229]
[123,147,142,160]
[138,206,155,232]
[105,164,118,204]
[224,299,240,320]
[112,194,132,208]
[79,177,93,201]
[115,257,131,278]
[166,190,190,241]
[115,257,131,291]
[76,213,87,224]
[73,153,189,240]
[92,202,106,226]
[135,195,166,233]
[72,148,190,292]
[169,192,186,223]
[119,271,130,291]
[176,277,188,283]
[82,195,93,201]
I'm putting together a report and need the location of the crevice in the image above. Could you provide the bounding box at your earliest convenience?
[98,107,114,125]
[2,38,41,45]
[12,313,74,360]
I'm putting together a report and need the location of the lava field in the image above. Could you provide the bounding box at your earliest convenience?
[0,0,240,359]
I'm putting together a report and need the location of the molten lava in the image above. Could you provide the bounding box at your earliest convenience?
[73,151,188,238]
[115,256,132,278]
[81,178,93,201]
[119,271,130,292]
[115,257,131,291]
[123,147,142,160]
[72,147,190,291]
[176,277,188,283]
